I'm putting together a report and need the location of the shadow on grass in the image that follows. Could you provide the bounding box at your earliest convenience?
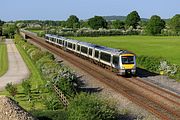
[80,87,102,93]
[136,67,159,77]
[31,110,67,120]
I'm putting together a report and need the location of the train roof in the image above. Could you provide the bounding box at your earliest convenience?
[79,41,130,55]
[78,41,96,48]
[66,38,79,43]
[45,34,134,55]
[46,34,67,40]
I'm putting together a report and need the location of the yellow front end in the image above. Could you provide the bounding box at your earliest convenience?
[120,54,136,75]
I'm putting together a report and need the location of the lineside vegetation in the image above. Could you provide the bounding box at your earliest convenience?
[1,34,121,120]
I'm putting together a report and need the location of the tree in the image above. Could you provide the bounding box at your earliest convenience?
[0,26,2,36]
[2,23,17,38]
[169,14,180,33]
[0,19,5,36]
[112,20,125,29]
[146,15,165,35]
[125,11,141,28]
[88,16,107,29]
[0,19,5,26]
[66,15,80,28]
[79,20,89,28]
[5,82,17,99]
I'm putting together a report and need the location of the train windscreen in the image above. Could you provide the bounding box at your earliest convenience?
[121,56,134,64]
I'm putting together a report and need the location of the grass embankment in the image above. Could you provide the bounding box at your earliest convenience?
[73,36,180,65]
[0,43,8,76]
[0,40,66,119]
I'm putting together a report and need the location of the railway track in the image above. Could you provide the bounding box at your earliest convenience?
[22,32,180,120]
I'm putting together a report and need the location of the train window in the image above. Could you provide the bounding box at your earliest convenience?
[65,42,67,46]
[58,40,62,44]
[73,44,75,50]
[113,56,119,65]
[122,56,134,64]
[100,52,111,63]
[81,46,88,54]
[77,45,80,51]
[68,42,73,48]
[89,48,93,56]
[95,50,99,58]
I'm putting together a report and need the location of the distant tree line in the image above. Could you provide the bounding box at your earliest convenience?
[1,11,180,37]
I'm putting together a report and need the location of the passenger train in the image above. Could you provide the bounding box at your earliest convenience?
[45,34,136,75]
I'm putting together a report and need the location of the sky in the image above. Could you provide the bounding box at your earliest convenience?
[0,0,180,21]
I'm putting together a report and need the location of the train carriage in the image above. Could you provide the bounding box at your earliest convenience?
[45,34,136,75]
[65,39,79,52]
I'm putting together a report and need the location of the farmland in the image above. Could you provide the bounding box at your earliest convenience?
[0,43,8,76]
[73,36,180,65]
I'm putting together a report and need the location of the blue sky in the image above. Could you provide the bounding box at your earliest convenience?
[1,0,180,21]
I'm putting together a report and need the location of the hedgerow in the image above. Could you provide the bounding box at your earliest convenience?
[137,55,180,81]
[46,28,141,37]
[136,55,164,72]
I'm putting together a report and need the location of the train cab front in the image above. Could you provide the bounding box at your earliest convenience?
[119,54,136,76]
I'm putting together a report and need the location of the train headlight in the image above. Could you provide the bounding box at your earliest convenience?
[122,66,125,69]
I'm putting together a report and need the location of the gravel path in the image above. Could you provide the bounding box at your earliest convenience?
[0,39,29,90]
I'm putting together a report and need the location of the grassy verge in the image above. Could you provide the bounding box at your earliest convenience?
[0,37,67,119]
[0,43,8,76]
[0,43,46,110]
[15,44,46,110]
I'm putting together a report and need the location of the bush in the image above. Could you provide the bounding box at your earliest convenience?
[42,93,63,110]
[22,80,32,101]
[5,82,17,98]
[136,55,163,72]
[137,55,180,81]
[67,93,118,120]
[29,49,45,61]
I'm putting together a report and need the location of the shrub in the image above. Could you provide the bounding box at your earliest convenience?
[29,49,45,61]
[137,55,180,81]
[67,93,118,120]
[42,93,63,110]
[22,80,32,101]
[5,82,17,98]
[136,55,163,73]
[49,67,80,98]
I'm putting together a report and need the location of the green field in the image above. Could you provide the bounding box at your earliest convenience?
[73,36,180,65]
[29,29,44,34]
[0,43,8,76]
